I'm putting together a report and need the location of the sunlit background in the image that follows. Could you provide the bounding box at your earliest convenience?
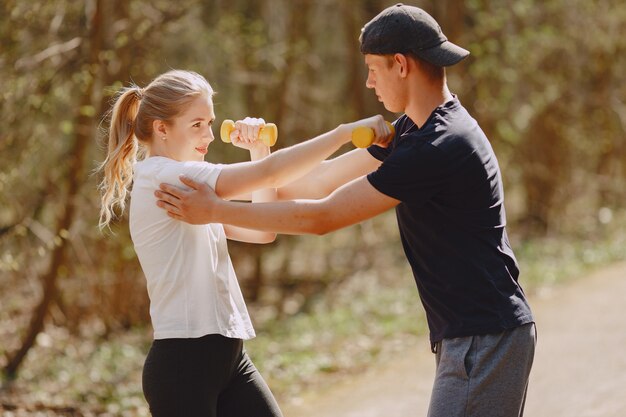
[1,0,625,415]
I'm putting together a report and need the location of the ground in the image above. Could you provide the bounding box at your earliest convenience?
[282,261,626,417]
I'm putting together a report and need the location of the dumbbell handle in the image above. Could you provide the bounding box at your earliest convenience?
[351,121,395,148]
[220,119,278,147]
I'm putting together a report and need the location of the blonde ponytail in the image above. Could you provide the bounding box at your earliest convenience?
[98,87,142,229]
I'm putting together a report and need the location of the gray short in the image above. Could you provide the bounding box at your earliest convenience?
[428,323,536,417]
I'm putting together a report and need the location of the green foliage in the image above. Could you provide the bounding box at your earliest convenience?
[515,209,626,288]
[248,275,427,398]
[1,0,625,414]
[2,326,151,416]
[2,214,623,413]
[463,0,626,232]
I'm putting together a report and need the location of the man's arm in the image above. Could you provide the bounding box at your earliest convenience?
[156,175,400,234]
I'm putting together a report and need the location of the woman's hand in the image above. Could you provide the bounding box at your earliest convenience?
[229,117,269,151]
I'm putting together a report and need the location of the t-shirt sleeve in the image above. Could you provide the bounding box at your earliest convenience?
[367,141,447,206]
[155,161,224,190]
[367,144,392,161]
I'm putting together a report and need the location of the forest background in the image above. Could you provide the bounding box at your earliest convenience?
[1,0,625,415]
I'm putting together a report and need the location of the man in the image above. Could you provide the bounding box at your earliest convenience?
[156,4,535,416]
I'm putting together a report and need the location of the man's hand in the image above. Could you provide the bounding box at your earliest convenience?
[155,176,219,224]
[339,115,394,148]
[371,120,395,148]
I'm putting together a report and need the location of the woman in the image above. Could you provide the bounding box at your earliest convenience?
[99,69,390,417]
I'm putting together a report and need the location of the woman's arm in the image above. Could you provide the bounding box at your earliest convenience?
[213,115,391,201]
[276,147,383,200]
[223,132,277,244]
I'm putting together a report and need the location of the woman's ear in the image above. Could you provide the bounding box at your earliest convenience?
[153,119,167,138]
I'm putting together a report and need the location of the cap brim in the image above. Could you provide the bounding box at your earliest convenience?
[417,41,470,67]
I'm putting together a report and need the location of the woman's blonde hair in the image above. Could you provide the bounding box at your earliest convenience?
[98,70,213,229]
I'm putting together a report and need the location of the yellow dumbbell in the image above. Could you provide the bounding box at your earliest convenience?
[220,119,278,147]
[351,121,395,148]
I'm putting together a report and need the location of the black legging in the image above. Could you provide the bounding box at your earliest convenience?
[142,333,283,417]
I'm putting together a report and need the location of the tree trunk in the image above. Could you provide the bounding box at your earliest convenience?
[3,0,103,379]
[342,0,366,119]
[272,0,312,143]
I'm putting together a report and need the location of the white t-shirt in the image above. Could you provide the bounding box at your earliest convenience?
[129,156,255,340]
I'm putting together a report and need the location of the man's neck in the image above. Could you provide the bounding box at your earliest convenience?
[405,83,453,128]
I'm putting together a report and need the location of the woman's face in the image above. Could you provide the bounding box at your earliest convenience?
[161,95,216,162]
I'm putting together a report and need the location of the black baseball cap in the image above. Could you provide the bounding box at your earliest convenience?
[360,3,470,67]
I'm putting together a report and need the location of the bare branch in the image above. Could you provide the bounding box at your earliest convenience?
[15,37,82,71]
[611,93,626,134]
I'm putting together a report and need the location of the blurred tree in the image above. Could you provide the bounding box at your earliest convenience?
[0,0,624,396]
[1,0,196,377]
[6,0,102,375]
[463,0,626,235]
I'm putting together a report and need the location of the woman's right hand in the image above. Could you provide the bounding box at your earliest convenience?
[230,117,268,151]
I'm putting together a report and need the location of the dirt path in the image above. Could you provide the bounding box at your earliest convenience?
[283,262,626,417]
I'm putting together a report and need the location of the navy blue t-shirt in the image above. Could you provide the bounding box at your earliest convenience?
[367,96,534,345]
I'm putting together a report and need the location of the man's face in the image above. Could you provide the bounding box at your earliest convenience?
[364,54,404,113]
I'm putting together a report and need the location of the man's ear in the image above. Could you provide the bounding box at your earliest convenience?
[394,53,410,78]
[153,119,168,138]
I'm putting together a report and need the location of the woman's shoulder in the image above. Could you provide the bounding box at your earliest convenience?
[137,157,218,172]
[141,157,223,187]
